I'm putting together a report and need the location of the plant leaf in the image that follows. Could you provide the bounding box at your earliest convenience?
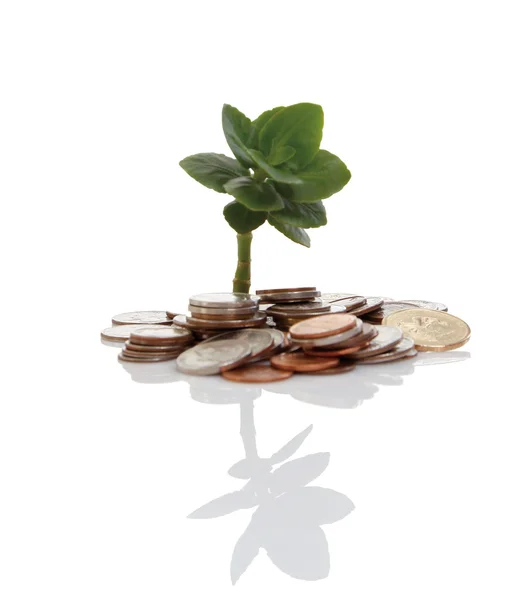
[275,149,351,203]
[223,201,266,234]
[268,145,296,166]
[222,104,256,168]
[187,489,257,519]
[247,150,302,184]
[179,153,249,193]
[247,106,285,148]
[268,215,311,248]
[259,103,324,171]
[224,177,284,211]
[269,425,313,464]
[230,520,260,585]
[268,452,330,496]
[269,197,327,228]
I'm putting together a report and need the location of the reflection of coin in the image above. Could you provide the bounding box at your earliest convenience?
[200,329,273,361]
[399,300,448,312]
[176,339,251,375]
[101,324,166,342]
[383,308,471,351]
[189,293,258,309]
[289,313,357,340]
[112,311,172,325]
[348,325,403,358]
[271,352,340,373]
[363,302,419,324]
[355,338,416,363]
[221,364,293,383]
[130,326,193,345]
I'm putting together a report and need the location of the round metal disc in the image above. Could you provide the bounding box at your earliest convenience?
[111,311,173,325]
[189,293,259,309]
[176,339,252,375]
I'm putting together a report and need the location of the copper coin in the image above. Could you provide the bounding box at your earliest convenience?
[295,319,364,347]
[111,311,173,326]
[125,342,192,353]
[363,302,419,324]
[129,326,193,345]
[101,324,166,342]
[328,296,367,310]
[271,305,346,324]
[398,300,448,312]
[256,286,317,294]
[305,361,357,375]
[320,293,359,303]
[189,311,257,321]
[289,313,358,340]
[355,337,415,363]
[347,297,385,316]
[304,344,364,357]
[258,292,321,303]
[270,352,340,372]
[221,364,294,383]
[349,325,404,359]
[320,322,378,349]
[118,352,177,363]
[266,300,331,316]
[166,310,180,319]
[121,348,181,359]
[185,312,267,329]
[189,293,259,309]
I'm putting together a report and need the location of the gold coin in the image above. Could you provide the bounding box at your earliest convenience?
[382,308,471,352]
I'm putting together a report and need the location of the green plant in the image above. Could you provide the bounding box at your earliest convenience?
[179,103,351,294]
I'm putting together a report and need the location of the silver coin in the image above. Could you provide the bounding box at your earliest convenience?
[266,300,331,316]
[348,325,403,358]
[355,337,415,363]
[130,326,193,345]
[257,291,321,302]
[101,324,166,342]
[256,286,316,294]
[320,293,359,303]
[185,312,267,329]
[187,303,257,316]
[200,329,273,360]
[363,302,419,323]
[272,304,346,323]
[189,293,259,309]
[111,311,172,325]
[328,296,367,310]
[398,300,448,312]
[176,339,252,375]
[294,319,364,347]
[347,297,385,316]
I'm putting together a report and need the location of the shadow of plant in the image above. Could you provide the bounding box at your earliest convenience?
[187,400,354,584]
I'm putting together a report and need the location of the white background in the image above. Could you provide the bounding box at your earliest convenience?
[1,1,520,598]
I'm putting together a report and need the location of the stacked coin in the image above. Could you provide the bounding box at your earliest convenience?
[118,326,194,363]
[172,293,267,340]
[256,286,321,304]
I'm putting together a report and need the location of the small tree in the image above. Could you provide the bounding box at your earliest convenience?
[179,103,351,294]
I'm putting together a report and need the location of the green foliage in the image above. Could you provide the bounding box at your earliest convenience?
[179,102,351,248]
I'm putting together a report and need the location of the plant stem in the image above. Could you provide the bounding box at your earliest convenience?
[233,232,252,294]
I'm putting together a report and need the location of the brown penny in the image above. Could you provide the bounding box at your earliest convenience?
[121,348,181,359]
[303,344,364,357]
[118,352,177,363]
[221,364,294,383]
[289,313,358,340]
[347,297,385,316]
[271,352,340,372]
[166,310,180,319]
[295,319,363,347]
[111,311,173,326]
[363,302,419,324]
[355,337,415,363]
[130,326,193,345]
[185,312,267,329]
[319,322,378,349]
[256,287,316,294]
[189,311,257,321]
[125,342,192,353]
[305,361,357,375]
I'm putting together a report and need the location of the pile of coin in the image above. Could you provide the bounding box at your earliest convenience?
[172,293,267,340]
[117,325,195,363]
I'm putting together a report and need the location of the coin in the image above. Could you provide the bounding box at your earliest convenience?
[221,364,294,383]
[189,293,259,309]
[271,352,340,373]
[383,308,471,352]
[200,329,274,361]
[125,342,192,353]
[348,325,403,358]
[111,311,173,325]
[320,293,359,303]
[304,344,364,357]
[121,348,182,359]
[166,310,180,319]
[266,300,331,316]
[185,312,267,329]
[305,361,357,375]
[347,297,385,316]
[189,311,257,321]
[355,337,416,363]
[101,324,166,342]
[176,339,252,375]
[295,319,364,347]
[256,287,317,294]
[398,300,448,312]
[118,352,178,363]
[363,302,419,324]
[271,304,347,323]
[188,303,257,316]
[328,296,367,310]
[320,322,378,349]
[257,291,321,302]
[129,326,193,345]
[289,313,358,340]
